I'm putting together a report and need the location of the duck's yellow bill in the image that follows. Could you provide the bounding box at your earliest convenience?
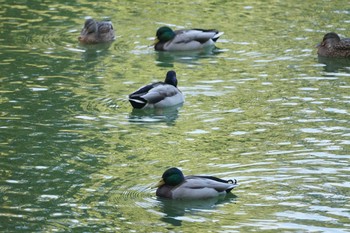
[153,179,165,188]
[152,38,159,46]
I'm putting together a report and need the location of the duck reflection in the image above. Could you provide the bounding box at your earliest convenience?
[79,42,113,62]
[317,56,350,72]
[155,48,224,68]
[128,103,183,125]
[156,193,237,226]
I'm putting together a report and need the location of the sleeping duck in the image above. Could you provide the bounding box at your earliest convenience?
[128,70,184,109]
[78,18,115,44]
[154,26,224,51]
[317,32,350,58]
[156,167,237,199]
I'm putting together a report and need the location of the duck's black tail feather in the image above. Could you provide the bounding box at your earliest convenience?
[129,97,147,109]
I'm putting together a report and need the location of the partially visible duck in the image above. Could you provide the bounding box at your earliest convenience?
[317,32,350,58]
[128,71,184,109]
[156,167,237,200]
[78,18,115,44]
[154,26,224,51]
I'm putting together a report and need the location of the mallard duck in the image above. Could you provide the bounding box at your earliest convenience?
[317,32,350,58]
[156,167,237,199]
[78,18,115,44]
[128,70,184,109]
[154,26,224,51]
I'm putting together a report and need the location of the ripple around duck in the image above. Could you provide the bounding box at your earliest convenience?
[136,194,238,227]
[79,97,125,114]
[110,189,150,203]
[24,27,76,50]
[80,170,155,203]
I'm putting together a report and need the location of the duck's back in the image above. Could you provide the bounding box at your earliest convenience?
[129,83,183,109]
[149,84,182,106]
[171,176,237,199]
[160,29,222,51]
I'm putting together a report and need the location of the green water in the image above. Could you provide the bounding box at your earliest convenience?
[1,0,349,232]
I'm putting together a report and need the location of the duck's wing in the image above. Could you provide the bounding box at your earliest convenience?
[128,83,159,108]
[142,84,179,104]
[171,176,236,199]
[335,38,350,50]
[184,176,237,192]
[174,29,223,44]
[191,29,224,42]
[129,83,157,98]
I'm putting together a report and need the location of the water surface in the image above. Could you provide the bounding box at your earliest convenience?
[1,0,349,232]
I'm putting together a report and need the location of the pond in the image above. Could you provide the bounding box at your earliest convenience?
[0,0,349,232]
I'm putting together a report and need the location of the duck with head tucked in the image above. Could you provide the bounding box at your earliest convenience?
[154,26,224,51]
[128,70,184,109]
[78,18,115,44]
[317,32,350,58]
[156,167,237,199]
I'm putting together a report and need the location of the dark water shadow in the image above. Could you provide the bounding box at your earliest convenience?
[157,193,238,226]
[128,103,183,125]
[155,47,224,68]
[317,56,350,72]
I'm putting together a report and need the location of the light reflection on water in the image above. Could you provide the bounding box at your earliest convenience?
[1,0,350,232]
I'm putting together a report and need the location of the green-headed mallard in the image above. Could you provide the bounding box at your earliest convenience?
[154,26,224,51]
[128,70,184,109]
[78,18,115,44]
[317,32,350,58]
[156,167,237,199]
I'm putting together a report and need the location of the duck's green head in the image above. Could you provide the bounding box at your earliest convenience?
[164,70,178,87]
[156,26,176,42]
[158,167,185,187]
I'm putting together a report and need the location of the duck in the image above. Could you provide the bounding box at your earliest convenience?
[128,70,184,109]
[78,18,115,44]
[156,167,237,199]
[154,26,224,51]
[317,32,350,58]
